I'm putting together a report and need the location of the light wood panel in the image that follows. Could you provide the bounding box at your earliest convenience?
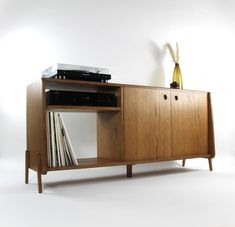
[171,91,208,157]
[47,105,121,112]
[47,154,212,171]
[197,93,209,155]
[158,90,171,159]
[124,87,158,161]
[44,78,122,91]
[97,112,124,161]
[97,87,123,161]
[208,93,215,157]
[48,158,125,170]
[27,79,48,174]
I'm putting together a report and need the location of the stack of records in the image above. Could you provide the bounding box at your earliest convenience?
[47,112,78,167]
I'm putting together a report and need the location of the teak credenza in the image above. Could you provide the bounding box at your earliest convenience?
[26,79,215,193]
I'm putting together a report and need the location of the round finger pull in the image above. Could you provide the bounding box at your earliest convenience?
[175,95,178,101]
[163,94,167,100]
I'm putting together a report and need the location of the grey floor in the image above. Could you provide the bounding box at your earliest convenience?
[0,155,235,227]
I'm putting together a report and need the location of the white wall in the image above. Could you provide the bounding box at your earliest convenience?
[1,0,235,159]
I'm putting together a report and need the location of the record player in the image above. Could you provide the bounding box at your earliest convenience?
[42,63,111,82]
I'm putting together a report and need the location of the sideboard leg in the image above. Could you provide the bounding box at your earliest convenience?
[126,164,132,177]
[25,150,30,184]
[182,159,186,167]
[208,158,213,171]
[37,153,43,193]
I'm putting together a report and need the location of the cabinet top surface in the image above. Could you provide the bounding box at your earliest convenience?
[40,78,209,93]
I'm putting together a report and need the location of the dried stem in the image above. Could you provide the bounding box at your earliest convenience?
[166,42,179,63]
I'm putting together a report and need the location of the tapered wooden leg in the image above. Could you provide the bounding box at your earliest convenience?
[25,150,30,184]
[37,153,43,193]
[182,159,186,167]
[208,158,213,171]
[126,164,132,177]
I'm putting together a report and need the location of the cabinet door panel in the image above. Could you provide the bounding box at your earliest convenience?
[158,90,171,159]
[197,93,209,155]
[124,87,158,161]
[171,91,208,157]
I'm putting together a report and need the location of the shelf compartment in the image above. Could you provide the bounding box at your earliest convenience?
[47,154,212,172]
[47,105,121,112]
[44,79,123,110]
[47,158,125,171]
[44,78,121,93]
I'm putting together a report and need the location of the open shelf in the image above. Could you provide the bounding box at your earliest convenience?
[44,78,122,93]
[47,158,125,171]
[45,79,123,111]
[47,105,121,112]
[46,154,213,172]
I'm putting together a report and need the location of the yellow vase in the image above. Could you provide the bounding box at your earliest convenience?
[172,63,183,89]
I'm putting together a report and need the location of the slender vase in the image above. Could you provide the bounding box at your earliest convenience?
[172,63,183,89]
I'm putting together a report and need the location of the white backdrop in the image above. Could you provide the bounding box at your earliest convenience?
[1,0,235,160]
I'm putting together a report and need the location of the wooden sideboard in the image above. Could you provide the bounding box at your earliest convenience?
[26,79,215,193]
